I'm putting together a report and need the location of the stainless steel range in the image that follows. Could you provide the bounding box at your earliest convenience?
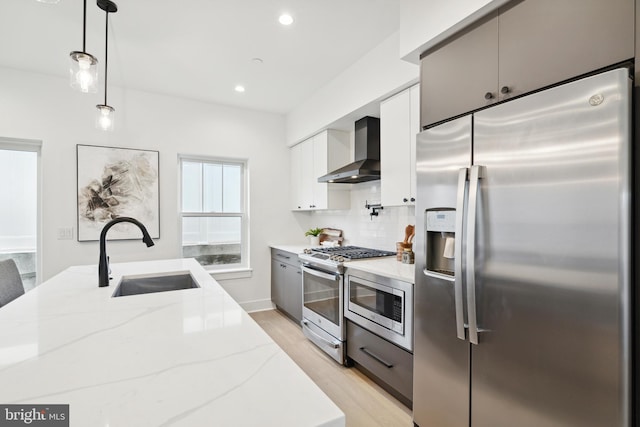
[299,246,395,364]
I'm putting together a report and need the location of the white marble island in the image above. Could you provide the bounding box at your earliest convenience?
[0,258,344,427]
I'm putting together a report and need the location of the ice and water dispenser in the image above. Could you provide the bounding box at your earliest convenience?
[425,209,456,277]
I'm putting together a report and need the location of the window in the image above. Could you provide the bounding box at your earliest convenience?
[179,156,248,270]
[0,138,41,290]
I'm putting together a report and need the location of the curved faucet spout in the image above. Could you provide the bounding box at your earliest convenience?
[98,217,155,287]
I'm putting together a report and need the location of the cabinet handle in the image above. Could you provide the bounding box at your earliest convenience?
[276,254,291,260]
[410,197,415,202]
[501,86,511,94]
[484,92,494,100]
[359,347,393,368]
[403,198,408,203]
[297,206,301,209]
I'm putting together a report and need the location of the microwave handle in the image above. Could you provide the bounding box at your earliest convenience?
[301,266,339,281]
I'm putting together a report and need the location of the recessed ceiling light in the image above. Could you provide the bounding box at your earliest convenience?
[279,14,293,25]
[235,85,245,93]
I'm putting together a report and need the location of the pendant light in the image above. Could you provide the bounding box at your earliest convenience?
[96,0,117,131]
[69,0,98,93]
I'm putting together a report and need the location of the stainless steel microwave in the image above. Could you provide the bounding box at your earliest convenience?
[345,270,413,351]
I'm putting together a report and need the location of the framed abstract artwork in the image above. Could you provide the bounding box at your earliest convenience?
[76,144,160,241]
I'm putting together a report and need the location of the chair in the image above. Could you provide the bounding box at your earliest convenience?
[0,259,25,307]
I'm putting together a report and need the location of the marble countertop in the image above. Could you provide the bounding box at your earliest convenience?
[0,258,344,427]
[269,244,309,255]
[344,257,415,284]
[270,244,415,283]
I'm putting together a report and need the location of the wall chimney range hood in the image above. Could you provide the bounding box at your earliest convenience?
[318,116,381,184]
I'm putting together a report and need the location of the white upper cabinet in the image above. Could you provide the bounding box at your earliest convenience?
[312,134,329,209]
[291,130,351,211]
[409,85,419,204]
[290,142,304,210]
[381,84,420,207]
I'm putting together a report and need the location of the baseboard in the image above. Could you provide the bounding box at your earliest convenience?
[241,299,275,313]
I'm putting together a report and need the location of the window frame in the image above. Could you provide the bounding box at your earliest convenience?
[178,154,249,273]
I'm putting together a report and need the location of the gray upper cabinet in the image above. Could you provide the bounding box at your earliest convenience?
[420,13,499,128]
[498,0,634,100]
[420,0,634,128]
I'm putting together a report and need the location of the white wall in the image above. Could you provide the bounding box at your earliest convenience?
[294,181,416,252]
[0,66,303,309]
[399,0,511,63]
[286,32,418,146]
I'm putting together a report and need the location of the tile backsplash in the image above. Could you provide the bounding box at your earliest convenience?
[299,181,416,251]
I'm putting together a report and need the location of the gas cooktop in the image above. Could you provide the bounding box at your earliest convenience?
[310,245,396,260]
[300,246,396,272]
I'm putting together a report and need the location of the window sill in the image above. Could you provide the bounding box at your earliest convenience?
[209,268,253,281]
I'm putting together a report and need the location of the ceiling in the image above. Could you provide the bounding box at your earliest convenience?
[1,0,400,114]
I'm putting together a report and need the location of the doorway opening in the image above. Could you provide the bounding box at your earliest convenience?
[0,138,41,290]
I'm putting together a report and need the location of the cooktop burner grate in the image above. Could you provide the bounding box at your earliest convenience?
[312,245,396,260]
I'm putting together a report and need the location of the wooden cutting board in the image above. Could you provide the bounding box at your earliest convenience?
[319,228,343,246]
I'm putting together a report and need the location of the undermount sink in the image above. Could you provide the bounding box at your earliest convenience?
[112,271,199,297]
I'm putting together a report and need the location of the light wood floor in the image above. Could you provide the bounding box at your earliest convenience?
[250,309,413,427]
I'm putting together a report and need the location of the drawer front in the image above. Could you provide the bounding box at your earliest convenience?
[271,249,300,267]
[346,320,413,401]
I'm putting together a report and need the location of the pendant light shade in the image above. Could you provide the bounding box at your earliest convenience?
[96,104,115,131]
[69,0,98,93]
[95,0,118,132]
[69,51,98,93]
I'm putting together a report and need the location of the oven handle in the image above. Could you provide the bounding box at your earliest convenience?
[302,265,339,281]
[302,320,340,349]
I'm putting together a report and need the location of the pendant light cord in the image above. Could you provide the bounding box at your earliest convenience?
[82,0,87,52]
[104,9,109,106]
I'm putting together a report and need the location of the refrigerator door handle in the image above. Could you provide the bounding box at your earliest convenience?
[454,167,468,340]
[466,165,485,345]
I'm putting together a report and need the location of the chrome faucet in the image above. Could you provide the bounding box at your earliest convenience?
[98,217,155,287]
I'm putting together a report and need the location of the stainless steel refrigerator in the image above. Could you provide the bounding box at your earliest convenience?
[413,67,631,427]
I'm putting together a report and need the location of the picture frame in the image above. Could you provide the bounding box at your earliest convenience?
[76,144,160,242]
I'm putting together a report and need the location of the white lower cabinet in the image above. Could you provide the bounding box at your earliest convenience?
[380,84,420,207]
[290,129,350,211]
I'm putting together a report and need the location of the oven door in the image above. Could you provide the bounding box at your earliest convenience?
[345,272,413,351]
[302,265,344,340]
